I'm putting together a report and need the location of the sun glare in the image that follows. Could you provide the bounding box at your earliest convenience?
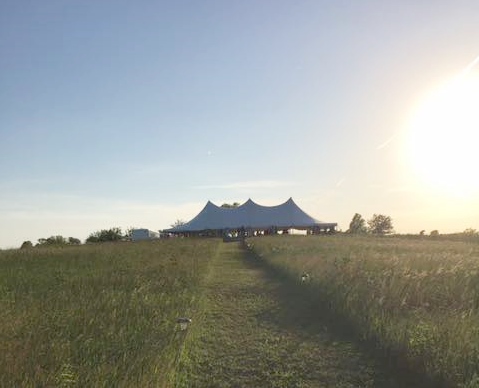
[406,72,479,197]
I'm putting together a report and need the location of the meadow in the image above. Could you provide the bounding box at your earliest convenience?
[3,234,479,387]
[0,239,219,387]
[248,235,479,387]
[175,241,417,388]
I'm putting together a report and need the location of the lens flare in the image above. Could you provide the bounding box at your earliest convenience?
[406,72,479,197]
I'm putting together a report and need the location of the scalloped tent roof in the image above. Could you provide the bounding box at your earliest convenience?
[166,198,337,232]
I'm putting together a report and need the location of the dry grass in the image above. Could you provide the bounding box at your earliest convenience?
[176,242,421,387]
[0,239,219,387]
[249,235,479,387]
[4,235,477,386]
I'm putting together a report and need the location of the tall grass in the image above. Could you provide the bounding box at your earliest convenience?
[0,239,219,387]
[249,235,479,387]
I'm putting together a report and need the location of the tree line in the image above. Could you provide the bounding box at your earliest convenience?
[18,215,478,248]
[347,213,394,235]
[347,214,479,238]
[20,227,131,249]
[20,236,81,249]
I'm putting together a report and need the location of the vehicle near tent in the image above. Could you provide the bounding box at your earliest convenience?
[131,228,160,241]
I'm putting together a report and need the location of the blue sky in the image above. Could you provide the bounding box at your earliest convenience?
[1,1,479,247]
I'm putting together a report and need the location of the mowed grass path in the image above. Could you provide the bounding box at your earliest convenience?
[177,243,418,387]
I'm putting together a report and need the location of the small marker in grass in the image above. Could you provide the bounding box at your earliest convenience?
[301,273,310,282]
[177,317,192,330]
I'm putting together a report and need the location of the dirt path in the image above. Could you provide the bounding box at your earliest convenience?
[176,242,416,387]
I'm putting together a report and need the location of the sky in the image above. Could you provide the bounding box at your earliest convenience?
[1,1,479,248]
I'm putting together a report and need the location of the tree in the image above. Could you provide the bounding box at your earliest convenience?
[124,227,134,239]
[347,213,367,234]
[463,228,478,236]
[85,234,99,243]
[86,227,124,243]
[46,235,67,245]
[68,237,81,245]
[36,235,73,246]
[367,214,394,235]
[170,219,186,228]
[20,241,33,249]
[430,230,439,237]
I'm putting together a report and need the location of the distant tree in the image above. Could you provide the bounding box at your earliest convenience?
[347,213,367,234]
[221,202,240,208]
[47,235,67,245]
[367,214,394,235]
[124,227,134,239]
[86,227,123,243]
[430,230,439,237]
[85,234,99,243]
[419,230,426,236]
[20,241,33,249]
[463,228,478,236]
[37,235,73,246]
[68,237,81,245]
[170,219,186,229]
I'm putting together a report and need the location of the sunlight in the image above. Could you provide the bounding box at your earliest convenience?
[406,72,479,197]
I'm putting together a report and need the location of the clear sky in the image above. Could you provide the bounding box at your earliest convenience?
[1,1,479,248]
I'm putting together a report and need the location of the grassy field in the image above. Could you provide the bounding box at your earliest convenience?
[249,235,479,387]
[176,242,420,387]
[3,234,478,387]
[0,239,219,387]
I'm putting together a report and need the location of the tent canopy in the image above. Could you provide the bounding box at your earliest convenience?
[166,198,337,233]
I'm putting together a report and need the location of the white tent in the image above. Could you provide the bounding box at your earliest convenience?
[166,198,336,233]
